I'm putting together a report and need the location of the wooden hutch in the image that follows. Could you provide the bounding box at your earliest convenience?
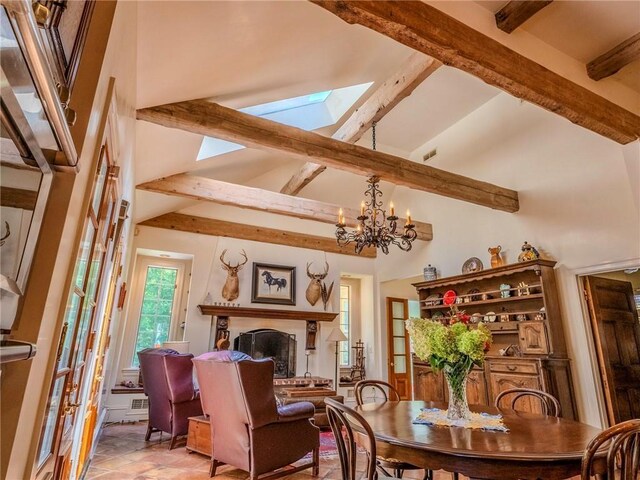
[412,259,577,419]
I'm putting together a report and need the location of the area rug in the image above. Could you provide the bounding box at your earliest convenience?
[304,431,340,458]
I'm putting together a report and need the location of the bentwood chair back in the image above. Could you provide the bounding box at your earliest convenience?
[355,380,400,406]
[354,380,433,480]
[325,397,383,480]
[581,418,640,479]
[495,387,561,417]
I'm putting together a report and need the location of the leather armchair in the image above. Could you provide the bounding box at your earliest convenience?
[137,348,203,449]
[193,351,320,479]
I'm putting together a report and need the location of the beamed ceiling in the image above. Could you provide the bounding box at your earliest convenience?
[134,0,640,254]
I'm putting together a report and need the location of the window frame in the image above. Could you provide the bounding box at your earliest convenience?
[127,256,189,367]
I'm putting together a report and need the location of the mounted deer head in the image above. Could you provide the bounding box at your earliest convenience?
[305,261,329,306]
[220,249,248,301]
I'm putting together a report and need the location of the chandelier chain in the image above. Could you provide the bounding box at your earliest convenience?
[334,121,416,255]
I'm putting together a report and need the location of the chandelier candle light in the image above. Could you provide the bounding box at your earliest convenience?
[335,123,417,255]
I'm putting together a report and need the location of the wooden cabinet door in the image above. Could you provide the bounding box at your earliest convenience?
[519,321,549,355]
[584,276,640,424]
[413,364,446,402]
[490,372,542,413]
[466,369,488,406]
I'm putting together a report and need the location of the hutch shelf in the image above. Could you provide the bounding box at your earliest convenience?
[412,259,577,419]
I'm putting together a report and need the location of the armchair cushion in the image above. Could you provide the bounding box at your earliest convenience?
[277,401,315,422]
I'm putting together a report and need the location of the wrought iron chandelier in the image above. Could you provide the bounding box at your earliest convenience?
[335,123,417,255]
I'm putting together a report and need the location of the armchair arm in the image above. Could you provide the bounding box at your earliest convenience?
[276,401,315,423]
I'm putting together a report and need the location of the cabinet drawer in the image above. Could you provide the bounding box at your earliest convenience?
[489,362,538,375]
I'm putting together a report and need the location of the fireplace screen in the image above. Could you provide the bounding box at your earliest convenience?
[234,329,296,378]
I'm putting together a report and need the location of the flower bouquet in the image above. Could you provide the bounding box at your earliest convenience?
[406,294,492,420]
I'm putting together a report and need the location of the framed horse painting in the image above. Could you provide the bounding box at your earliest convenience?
[251,263,296,305]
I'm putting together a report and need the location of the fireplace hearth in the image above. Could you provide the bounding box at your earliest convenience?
[234,329,296,378]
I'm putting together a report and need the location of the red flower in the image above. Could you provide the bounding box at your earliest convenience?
[460,314,470,324]
[483,341,491,352]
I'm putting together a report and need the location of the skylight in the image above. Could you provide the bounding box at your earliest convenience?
[196,82,373,161]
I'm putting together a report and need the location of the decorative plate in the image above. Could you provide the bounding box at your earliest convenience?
[432,311,445,320]
[471,312,483,323]
[467,288,481,302]
[462,257,484,274]
[484,311,497,323]
[443,290,457,306]
[424,293,443,306]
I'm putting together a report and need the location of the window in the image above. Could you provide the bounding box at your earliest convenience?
[132,266,179,366]
[197,82,373,161]
[339,284,350,366]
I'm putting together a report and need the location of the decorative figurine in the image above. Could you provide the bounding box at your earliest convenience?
[500,284,511,298]
[517,282,530,296]
[517,241,540,262]
[488,245,505,268]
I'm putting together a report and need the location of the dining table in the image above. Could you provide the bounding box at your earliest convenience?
[353,401,606,480]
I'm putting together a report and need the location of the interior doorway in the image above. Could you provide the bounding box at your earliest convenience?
[581,269,640,425]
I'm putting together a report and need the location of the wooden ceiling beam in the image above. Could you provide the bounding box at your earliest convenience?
[587,33,640,81]
[136,101,519,212]
[309,1,640,145]
[138,212,377,258]
[495,1,553,34]
[137,173,433,241]
[280,52,442,195]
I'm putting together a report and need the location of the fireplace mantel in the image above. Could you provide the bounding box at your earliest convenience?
[197,305,337,322]
[198,305,338,350]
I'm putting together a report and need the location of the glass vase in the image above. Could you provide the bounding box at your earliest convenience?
[443,363,472,421]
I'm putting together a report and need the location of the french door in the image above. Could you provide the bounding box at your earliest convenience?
[36,145,119,479]
[386,297,412,399]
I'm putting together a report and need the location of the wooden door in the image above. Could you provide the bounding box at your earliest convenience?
[386,298,412,399]
[584,276,640,424]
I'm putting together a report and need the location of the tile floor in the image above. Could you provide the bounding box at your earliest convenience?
[85,422,581,480]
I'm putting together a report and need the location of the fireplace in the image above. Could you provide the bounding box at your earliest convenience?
[234,329,296,378]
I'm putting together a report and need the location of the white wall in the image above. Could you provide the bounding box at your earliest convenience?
[107,220,377,397]
[375,93,639,427]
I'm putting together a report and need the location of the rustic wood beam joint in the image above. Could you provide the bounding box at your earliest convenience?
[281,52,441,195]
[137,173,433,241]
[587,33,640,81]
[309,0,640,144]
[136,101,519,212]
[495,1,553,34]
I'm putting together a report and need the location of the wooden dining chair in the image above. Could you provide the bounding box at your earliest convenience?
[325,397,394,480]
[495,388,561,417]
[355,380,433,480]
[581,418,640,479]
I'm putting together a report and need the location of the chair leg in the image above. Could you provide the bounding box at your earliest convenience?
[452,473,459,480]
[169,435,178,450]
[312,447,319,476]
[394,467,404,478]
[144,424,153,441]
[423,470,433,480]
[210,458,221,477]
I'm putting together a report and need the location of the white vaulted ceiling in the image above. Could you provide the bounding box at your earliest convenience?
[134,0,639,224]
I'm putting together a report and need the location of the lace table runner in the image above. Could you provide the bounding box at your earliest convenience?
[413,407,509,432]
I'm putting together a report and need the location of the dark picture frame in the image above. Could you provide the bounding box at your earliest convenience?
[251,262,296,305]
